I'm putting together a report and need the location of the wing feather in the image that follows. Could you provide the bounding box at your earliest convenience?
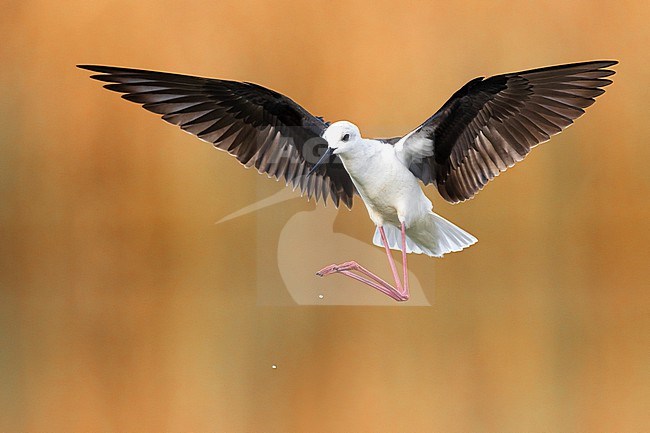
[399,60,617,202]
[79,65,356,208]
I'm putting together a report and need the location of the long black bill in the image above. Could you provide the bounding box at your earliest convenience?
[307,147,334,178]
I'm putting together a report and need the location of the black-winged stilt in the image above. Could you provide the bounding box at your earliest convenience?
[79,60,617,302]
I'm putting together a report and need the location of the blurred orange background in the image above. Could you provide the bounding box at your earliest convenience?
[1,0,649,431]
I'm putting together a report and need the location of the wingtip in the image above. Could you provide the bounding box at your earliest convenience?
[583,59,618,68]
[583,59,619,74]
[598,60,619,72]
[77,64,138,74]
[77,64,100,72]
[572,59,619,68]
[77,65,119,76]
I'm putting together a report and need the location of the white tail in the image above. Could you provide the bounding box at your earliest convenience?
[373,212,477,257]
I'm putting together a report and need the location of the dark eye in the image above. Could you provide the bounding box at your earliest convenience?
[342,133,350,142]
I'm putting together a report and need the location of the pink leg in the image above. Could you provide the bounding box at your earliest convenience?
[400,221,410,299]
[315,224,411,302]
[317,261,389,287]
[317,260,407,301]
[338,270,401,300]
[378,226,404,292]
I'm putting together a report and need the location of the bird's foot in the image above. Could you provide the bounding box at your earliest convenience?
[316,261,360,277]
[315,261,409,302]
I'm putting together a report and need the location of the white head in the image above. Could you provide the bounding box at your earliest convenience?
[307,121,362,178]
[322,121,362,155]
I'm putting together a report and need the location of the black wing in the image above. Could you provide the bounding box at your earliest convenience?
[403,60,617,203]
[78,65,356,208]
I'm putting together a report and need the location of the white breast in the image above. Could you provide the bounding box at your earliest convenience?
[338,140,432,227]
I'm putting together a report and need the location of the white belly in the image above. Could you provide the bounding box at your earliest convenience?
[340,145,432,228]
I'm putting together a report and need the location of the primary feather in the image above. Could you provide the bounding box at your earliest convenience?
[77,65,357,208]
[400,60,617,202]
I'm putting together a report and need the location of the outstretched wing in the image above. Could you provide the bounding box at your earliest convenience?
[398,60,617,203]
[78,65,356,208]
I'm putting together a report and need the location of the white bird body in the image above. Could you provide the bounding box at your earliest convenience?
[337,138,428,227]
[325,122,477,257]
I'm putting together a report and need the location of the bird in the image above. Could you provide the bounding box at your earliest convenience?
[78,60,617,302]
